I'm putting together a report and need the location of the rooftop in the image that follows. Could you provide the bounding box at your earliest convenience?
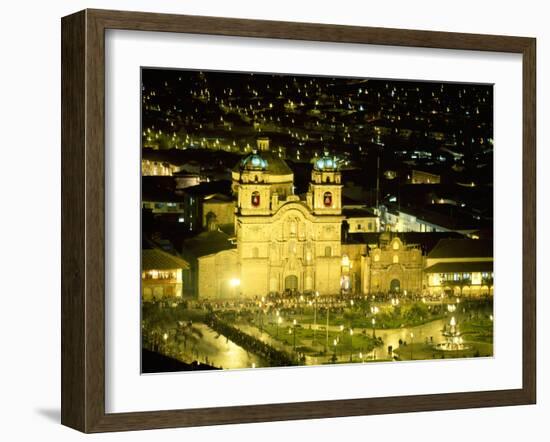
[183,230,236,258]
[181,180,232,197]
[345,231,465,254]
[142,248,190,271]
[424,261,494,273]
[428,238,493,259]
[342,207,378,218]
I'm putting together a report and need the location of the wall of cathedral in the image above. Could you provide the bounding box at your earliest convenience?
[197,249,238,299]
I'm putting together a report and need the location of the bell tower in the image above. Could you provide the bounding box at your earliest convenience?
[236,151,271,216]
[309,153,342,215]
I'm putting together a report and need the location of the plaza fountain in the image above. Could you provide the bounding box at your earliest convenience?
[434,303,470,351]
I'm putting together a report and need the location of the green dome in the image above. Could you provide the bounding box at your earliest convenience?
[313,153,339,171]
[239,152,268,171]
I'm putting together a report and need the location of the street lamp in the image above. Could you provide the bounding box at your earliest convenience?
[313,291,319,347]
[162,332,169,356]
[293,319,298,352]
[349,328,354,362]
[339,325,344,357]
[229,278,240,298]
[410,332,414,360]
[325,303,330,353]
[370,305,379,339]
[277,315,282,338]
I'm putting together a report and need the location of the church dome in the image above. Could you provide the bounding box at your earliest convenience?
[233,151,293,176]
[313,153,339,171]
[238,151,268,171]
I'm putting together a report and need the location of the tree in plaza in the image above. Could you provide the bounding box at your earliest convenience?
[404,302,430,324]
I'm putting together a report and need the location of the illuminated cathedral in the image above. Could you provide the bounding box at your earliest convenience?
[231,141,345,297]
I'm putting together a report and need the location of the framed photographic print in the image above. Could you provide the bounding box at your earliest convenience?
[61,9,536,433]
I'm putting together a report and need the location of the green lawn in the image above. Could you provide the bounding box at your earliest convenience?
[261,323,381,356]
[459,318,494,343]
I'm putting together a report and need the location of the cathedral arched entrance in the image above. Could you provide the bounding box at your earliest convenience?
[284,275,298,291]
[390,278,401,293]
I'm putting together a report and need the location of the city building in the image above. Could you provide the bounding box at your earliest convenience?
[424,238,493,296]
[141,248,190,301]
[141,159,182,176]
[409,169,441,184]
[179,181,233,233]
[142,185,186,223]
[342,207,379,233]
[380,204,482,236]
[202,193,235,230]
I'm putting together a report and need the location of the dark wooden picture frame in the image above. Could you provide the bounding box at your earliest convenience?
[61,9,536,433]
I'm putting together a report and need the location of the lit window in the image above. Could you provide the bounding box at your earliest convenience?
[393,255,399,264]
[392,240,399,250]
[374,254,380,262]
[251,191,260,207]
[341,255,350,267]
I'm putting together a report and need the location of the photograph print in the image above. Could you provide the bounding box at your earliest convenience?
[140,68,494,373]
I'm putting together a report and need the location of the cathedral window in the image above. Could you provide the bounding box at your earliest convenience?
[290,220,297,236]
[325,246,332,257]
[393,254,399,264]
[323,191,332,207]
[251,191,260,207]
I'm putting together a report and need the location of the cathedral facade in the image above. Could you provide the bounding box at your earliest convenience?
[232,146,344,297]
